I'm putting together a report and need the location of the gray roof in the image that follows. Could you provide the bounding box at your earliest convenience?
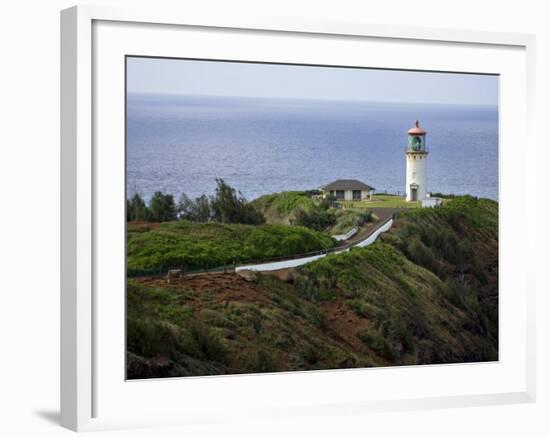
[322,179,375,191]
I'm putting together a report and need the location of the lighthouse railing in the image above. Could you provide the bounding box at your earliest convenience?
[405,145,429,153]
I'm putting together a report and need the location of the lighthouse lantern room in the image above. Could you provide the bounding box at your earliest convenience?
[406,120,429,202]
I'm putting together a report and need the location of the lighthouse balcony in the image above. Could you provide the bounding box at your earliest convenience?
[405,147,429,154]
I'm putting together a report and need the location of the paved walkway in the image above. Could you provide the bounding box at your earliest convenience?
[236,208,401,273]
[340,208,401,245]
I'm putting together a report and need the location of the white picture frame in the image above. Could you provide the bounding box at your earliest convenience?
[60,5,537,432]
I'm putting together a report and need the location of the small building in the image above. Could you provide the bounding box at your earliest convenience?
[321,179,375,201]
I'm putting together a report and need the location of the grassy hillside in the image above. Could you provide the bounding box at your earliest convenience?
[251,191,316,224]
[328,209,372,234]
[127,221,335,274]
[339,194,420,209]
[252,191,373,234]
[127,196,498,378]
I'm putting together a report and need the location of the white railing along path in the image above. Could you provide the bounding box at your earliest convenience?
[332,226,359,241]
[236,218,393,272]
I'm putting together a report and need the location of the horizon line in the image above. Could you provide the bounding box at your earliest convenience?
[126,91,499,108]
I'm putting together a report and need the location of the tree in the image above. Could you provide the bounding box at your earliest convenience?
[126,199,131,222]
[177,193,194,220]
[194,194,211,223]
[210,179,265,225]
[178,193,212,222]
[149,192,177,222]
[127,193,150,222]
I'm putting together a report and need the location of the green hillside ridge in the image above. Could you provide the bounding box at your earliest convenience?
[339,194,420,209]
[328,209,373,234]
[127,221,336,274]
[127,196,498,378]
[251,191,317,224]
[252,190,375,234]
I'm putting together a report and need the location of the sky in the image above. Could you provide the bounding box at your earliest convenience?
[126,57,499,106]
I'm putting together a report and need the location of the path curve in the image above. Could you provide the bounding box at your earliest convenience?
[236,209,399,273]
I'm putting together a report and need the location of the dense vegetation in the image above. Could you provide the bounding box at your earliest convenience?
[127,221,336,274]
[252,190,372,233]
[328,209,374,235]
[127,179,264,225]
[127,196,499,378]
[292,204,336,231]
[127,191,178,222]
[251,191,317,224]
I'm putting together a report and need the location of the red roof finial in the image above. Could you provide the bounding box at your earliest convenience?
[408,120,426,135]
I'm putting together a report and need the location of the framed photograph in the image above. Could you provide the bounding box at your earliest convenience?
[61,5,536,431]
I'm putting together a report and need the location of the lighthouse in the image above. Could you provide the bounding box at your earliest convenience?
[406,120,429,201]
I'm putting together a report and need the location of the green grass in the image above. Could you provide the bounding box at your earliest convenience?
[329,209,375,235]
[340,194,420,209]
[252,191,378,234]
[126,196,499,378]
[329,210,363,234]
[251,191,317,224]
[127,220,335,273]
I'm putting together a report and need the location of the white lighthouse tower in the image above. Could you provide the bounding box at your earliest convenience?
[406,120,429,201]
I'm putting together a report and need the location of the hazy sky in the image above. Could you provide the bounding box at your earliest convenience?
[127,57,498,106]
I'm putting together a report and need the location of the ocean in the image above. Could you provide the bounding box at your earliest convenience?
[126,93,498,202]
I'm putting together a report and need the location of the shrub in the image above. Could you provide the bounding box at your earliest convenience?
[210,178,265,225]
[358,328,397,359]
[127,319,182,359]
[305,305,328,328]
[127,193,150,221]
[187,322,227,362]
[330,210,362,234]
[348,298,380,319]
[356,210,373,226]
[149,192,177,222]
[240,349,278,373]
[293,206,336,231]
[302,344,320,365]
[405,237,442,277]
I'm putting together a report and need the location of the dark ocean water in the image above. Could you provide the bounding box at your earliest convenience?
[127,94,498,201]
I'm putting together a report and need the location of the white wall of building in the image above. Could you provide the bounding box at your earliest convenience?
[421,197,442,208]
[328,189,373,201]
[406,153,428,201]
[343,189,372,200]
